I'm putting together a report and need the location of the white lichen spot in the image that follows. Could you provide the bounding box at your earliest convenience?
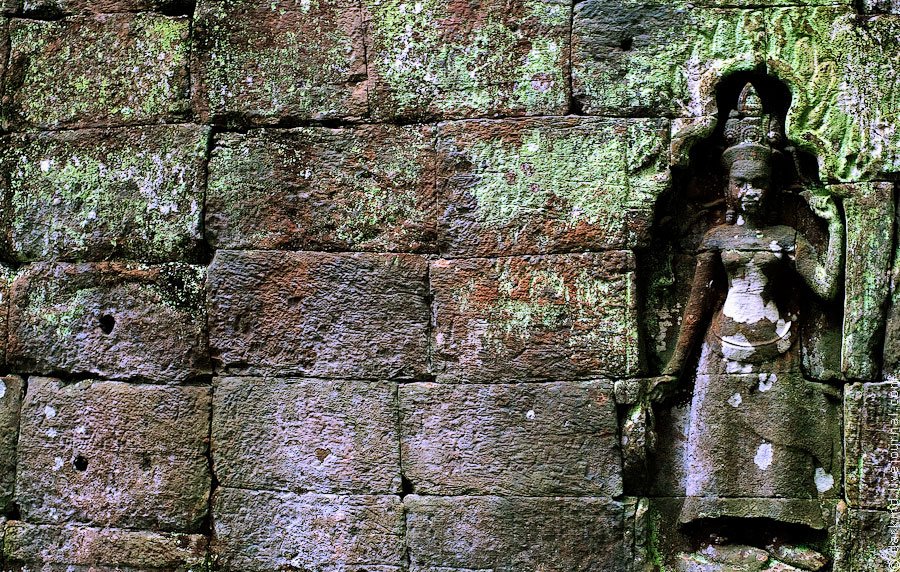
[758,373,776,392]
[755,442,773,470]
[737,215,745,226]
[44,405,57,419]
[0,380,5,399]
[40,159,52,172]
[53,457,64,471]
[727,393,743,408]
[769,240,781,252]
[525,409,536,420]
[815,467,835,493]
[46,428,57,438]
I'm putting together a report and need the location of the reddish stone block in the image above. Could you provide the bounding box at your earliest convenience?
[213,377,401,494]
[3,521,207,571]
[212,488,404,571]
[365,0,570,120]
[400,381,621,496]
[5,14,190,129]
[15,378,211,531]
[8,262,209,383]
[13,0,190,14]
[193,0,368,124]
[436,117,670,256]
[405,495,626,571]
[431,252,640,382]
[0,376,23,513]
[208,251,429,379]
[206,125,437,252]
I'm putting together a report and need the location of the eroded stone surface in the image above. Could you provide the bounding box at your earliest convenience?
[16,378,211,531]
[15,0,190,14]
[212,488,404,571]
[845,382,900,509]
[3,521,207,571]
[366,0,570,120]
[0,376,23,514]
[8,262,209,383]
[206,125,436,252]
[4,126,208,263]
[208,250,429,378]
[400,381,621,496]
[213,377,400,495]
[405,495,626,571]
[193,0,367,124]
[836,510,900,571]
[437,117,670,256]
[431,252,640,382]
[6,14,190,129]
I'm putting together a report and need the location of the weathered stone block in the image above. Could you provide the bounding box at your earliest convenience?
[15,378,211,531]
[840,183,894,381]
[213,377,400,494]
[3,521,207,572]
[860,0,900,12]
[15,0,191,15]
[0,263,14,366]
[8,263,208,383]
[3,126,208,263]
[835,509,900,571]
[431,252,640,382]
[845,382,900,509]
[405,495,626,571]
[212,488,404,571]
[207,125,436,252]
[365,0,570,120]
[208,250,429,378]
[6,14,190,129]
[572,4,765,116]
[437,117,670,257]
[767,8,900,180]
[400,381,621,496]
[193,0,367,124]
[0,376,23,514]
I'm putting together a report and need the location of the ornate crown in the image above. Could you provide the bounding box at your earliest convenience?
[722,83,784,168]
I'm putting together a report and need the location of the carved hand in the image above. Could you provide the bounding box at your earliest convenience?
[802,191,839,222]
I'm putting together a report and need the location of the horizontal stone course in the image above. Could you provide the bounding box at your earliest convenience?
[431,252,640,382]
[2,125,208,263]
[437,117,670,257]
[405,495,626,571]
[213,376,400,495]
[7,262,209,383]
[400,381,621,496]
[208,250,430,379]
[206,125,437,252]
[212,488,404,571]
[3,521,207,571]
[5,14,190,129]
[15,377,211,531]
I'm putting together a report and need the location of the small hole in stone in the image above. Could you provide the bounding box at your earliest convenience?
[99,314,115,334]
[73,455,88,472]
[620,37,634,51]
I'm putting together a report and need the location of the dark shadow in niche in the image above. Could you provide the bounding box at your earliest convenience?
[631,71,844,567]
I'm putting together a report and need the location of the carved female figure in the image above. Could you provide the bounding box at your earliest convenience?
[663,84,844,531]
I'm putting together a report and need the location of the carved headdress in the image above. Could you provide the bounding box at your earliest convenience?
[722,83,784,169]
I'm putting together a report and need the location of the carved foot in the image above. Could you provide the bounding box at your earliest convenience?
[676,543,827,572]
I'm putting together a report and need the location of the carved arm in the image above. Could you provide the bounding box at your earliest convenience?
[662,250,719,376]
[795,193,844,301]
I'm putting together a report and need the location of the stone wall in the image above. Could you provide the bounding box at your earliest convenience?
[0,0,897,570]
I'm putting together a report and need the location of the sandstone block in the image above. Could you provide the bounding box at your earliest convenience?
[840,183,894,381]
[193,0,367,124]
[213,377,400,494]
[572,4,765,116]
[212,488,404,571]
[860,0,900,12]
[3,126,208,263]
[767,8,900,180]
[208,251,429,378]
[8,262,209,383]
[431,252,640,382]
[835,509,900,571]
[845,382,900,509]
[6,14,190,129]
[206,125,436,252]
[437,117,670,256]
[405,495,626,571]
[0,376,23,513]
[365,0,570,120]
[400,381,621,496]
[15,378,211,531]
[13,0,191,15]
[3,521,207,572]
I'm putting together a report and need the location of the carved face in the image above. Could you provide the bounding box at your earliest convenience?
[727,159,771,219]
